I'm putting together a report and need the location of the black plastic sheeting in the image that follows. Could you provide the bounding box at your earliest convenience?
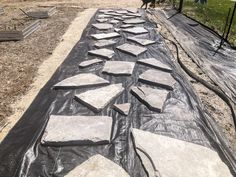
[0,9,235,177]
[153,8,236,105]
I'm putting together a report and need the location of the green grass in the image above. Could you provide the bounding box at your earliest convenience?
[181,0,236,46]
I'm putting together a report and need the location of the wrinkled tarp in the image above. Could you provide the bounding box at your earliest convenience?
[152,8,236,105]
[0,9,235,177]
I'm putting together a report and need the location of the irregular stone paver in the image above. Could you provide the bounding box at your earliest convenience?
[132,129,233,177]
[131,86,169,112]
[94,39,117,48]
[65,154,131,177]
[123,27,148,35]
[79,59,103,68]
[54,73,109,89]
[97,14,112,18]
[105,12,122,16]
[114,28,121,32]
[41,115,112,145]
[99,9,113,13]
[122,15,135,19]
[110,20,120,24]
[115,10,128,14]
[117,43,147,56]
[123,18,145,24]
[113,103,131,116]
[102,61,135,76]
[120,24,134,28]
[91,32,120,40]
[88,48,115,59]
[138,58,172,72]
[139,69,176,90]
[127,36,156,46]
[114,17,124,21]
[92,23,113,30]
[126,13,141,17]
[75,84,124,112]
[97,18,109,23]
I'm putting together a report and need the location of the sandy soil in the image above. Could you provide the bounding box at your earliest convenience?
[148,11,236,149]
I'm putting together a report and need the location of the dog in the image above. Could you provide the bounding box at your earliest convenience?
[141,0,156,9]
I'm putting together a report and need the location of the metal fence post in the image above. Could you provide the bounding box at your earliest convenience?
[225,0,236,42]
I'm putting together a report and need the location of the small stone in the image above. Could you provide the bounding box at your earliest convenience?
[91,32,120,40]
[139,69,176,90]
[131,86,169,112]
[123,27,148,35]
[92,23,113,30]
[65,154,131,177]
[113,103,131,116]
[94,39,117,48]
[75,84,124,112]
[132,128,233,177]
[114,28,121,32]
[137,58,172,72]
[53,73,109,89]
[79,59,103,68]
[123,18,145,24]
[127,36,156,46]
[110,19,120,24]
[88,48,115,59]
[120,24,134,28]
[102,61,135,76]
[97,18,109,23]
[41,115,113,145]
[117,43,147,56]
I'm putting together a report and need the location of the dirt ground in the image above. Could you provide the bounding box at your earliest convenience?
[0,0,235,150]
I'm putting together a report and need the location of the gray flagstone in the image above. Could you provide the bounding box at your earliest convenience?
[96,18,109,23]
[79,58,103,68]
[91,32,120,40]
[92,23,113,30]
[117,43,147,56]
[123,27,148,34]
[94,39,117,48]
[113,103,131,116]
[123,18,145,24]
[137,58,172,72]
[102,61,135,76]
[127,36,156,46]
[88,48,115,59]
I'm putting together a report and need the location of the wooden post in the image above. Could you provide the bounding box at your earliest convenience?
[178,0,184,13]
[225,0,236,41]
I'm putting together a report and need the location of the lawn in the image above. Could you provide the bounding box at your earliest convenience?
[170,0,236,46]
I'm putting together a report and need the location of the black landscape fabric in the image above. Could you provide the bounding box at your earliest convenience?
[0,9,235,177]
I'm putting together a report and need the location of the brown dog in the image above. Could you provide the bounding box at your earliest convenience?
[141,0,156,9]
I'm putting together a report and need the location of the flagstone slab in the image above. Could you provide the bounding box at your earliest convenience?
[53,73,109,89]
[114,17,124,21]
[88,48,115,59]
[91,32,120,40]
[120,24,134,28]
[102,61,135,76]
[41,115,113,145]
[126,13,141,17]
[117,43,147,56]
[110,20,120,24]
[127,36,156,46]
[97,14,112,18]
[105,12,123,16]
[65,154,131,177]
[114,28,121,32]
[123,18,145,24]
[113,103,131,116]
[99,9,114,13]
[97,18,109,23]
[139,69,176,90]
[123,27,148,35]
[137,58,172,72]
[122,15,135,19]
[75,84,124,112]
[132,128,233,177]
[115,10,128,14]
[94,39,117,48]
[79,59,103,68]
[131,86,169,112]
[92,23,113,30]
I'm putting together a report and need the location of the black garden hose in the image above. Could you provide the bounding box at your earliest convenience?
[161,34,236,130]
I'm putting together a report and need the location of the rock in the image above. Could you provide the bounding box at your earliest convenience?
[94,39,117,48]
[110,19,120,24]
[65,154,131,177]
[97,18,109,23]
[91,32,120,40]
[120,24,134,28]
[114,17,124,21]
[127,36,156,46]
[113,103,131,116]
[114,28,121,32]
[41,115,113,145]
[122,15,135,19]
[131,86,169,112]
[92,23,113,30]
[102,61,135,76]
[99,9,114,13]
[132,128,233,177]
[75,84,124,112]
[123,27,148,35]
[115,10,128,14]
[137,58,172,72]
[79,58,103,68]
[97,14,112,18]
[123,18,145,24]
[139,69,176,90]
[117,43,147,56]
[105,12,123,16]
[53,73,109,89]
[88,48,115,59]
[126,13,141,17]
